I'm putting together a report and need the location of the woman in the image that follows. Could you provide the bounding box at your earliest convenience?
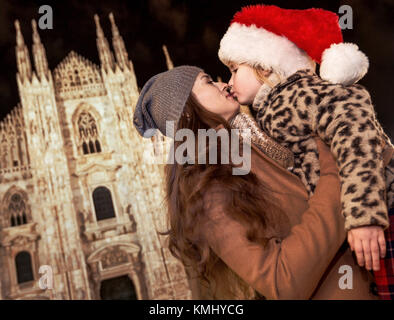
[133,66,378,299]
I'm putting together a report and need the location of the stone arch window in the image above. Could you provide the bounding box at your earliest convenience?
[8,193,28,227]
[93,186,116,221]
[95,140,101,152]
[100,275,138,300]
[82,142,89,154]
[77,111,102,155]
[15,251,34,284]
[89,140,95,153]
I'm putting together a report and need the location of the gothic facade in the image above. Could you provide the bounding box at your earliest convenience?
[0,13,192,300]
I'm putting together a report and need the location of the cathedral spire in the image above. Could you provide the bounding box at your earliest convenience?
[109,12,130,70]
[31,19,49,80]
[15,20,32,81]
[94,14,115,72]
[162,45,174,70]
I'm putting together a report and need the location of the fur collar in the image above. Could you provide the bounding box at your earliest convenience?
[252,69,317,113]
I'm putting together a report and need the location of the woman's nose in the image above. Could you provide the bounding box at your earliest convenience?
[214,82,228,91]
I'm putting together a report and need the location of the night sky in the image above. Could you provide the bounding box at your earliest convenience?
[0,0,393,137]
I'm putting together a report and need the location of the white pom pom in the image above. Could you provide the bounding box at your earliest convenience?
[319,43,369,86]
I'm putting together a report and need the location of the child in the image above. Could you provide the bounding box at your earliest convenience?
[218,5,394,299]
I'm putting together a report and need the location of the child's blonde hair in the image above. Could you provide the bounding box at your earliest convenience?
[225,60,278,88]
[225,57,316,89]
[252,67,276,88]
[252,58,316,87]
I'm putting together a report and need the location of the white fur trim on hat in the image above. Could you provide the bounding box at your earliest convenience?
[320,43,369,86]
[218,22,313,78]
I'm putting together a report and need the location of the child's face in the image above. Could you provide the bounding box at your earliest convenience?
[227,63,262,105]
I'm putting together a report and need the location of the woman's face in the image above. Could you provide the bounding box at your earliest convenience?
[191,72,240,121]
[228,63,262,105]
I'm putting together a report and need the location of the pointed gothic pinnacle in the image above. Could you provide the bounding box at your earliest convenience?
[94,14,104,38]
[109,12,119,36]
[31,19,41,44]
[15,20,21,31]
[15,20,25,46]
[162,45,174,70]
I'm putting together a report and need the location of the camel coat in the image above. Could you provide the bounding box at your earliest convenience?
[196,135,378,300]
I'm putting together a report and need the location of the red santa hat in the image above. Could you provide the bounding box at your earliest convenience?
[219,5,369,85]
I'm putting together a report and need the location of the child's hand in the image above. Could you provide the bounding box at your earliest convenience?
[347,226,386,271]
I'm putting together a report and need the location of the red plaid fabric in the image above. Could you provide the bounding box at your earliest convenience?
[374,207,394,300]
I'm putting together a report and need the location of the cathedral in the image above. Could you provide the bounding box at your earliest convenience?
[0,13,193,300]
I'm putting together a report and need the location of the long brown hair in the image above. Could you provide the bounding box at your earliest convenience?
[163,93,285,299]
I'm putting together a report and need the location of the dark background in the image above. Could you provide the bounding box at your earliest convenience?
[0,0,393,138]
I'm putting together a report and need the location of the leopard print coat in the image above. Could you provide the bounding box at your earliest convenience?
[231,69,394,231]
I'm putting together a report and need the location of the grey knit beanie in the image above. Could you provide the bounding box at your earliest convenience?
[133,65,203,138]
